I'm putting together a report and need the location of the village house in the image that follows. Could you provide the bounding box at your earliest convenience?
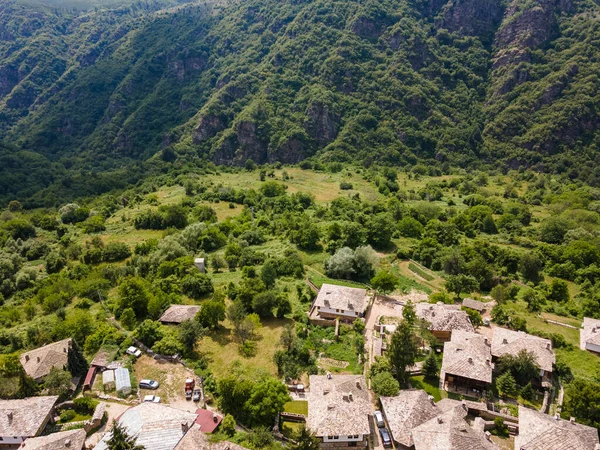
[515,406,600,450]
[0,396,58,448]
[95,402,199,450]
[380,390,463,449]
[310,284,369,324]
[410,403,500,450]
[19,429,86,450]
[415,303,474,341]
[461,298,488,313]
[491,328,555,387]
[580,317,600,354]
[440,331,493,397]
[159,305,202,325]
[19,339,73,382]
[306,374,372,448]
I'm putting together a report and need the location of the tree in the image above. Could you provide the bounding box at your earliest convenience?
[46,251,66,274]
[371,371,400,396]
[540,217,569,244]
[252,291,277,317]
[563,378,600,429]
[397,217,423,238]
[260,259,278,289]
[366,213,394,249]
[548,279,569,302]
[44,367,72,398]
[179,320,203,356]
[196,301,226,329]
[493,417,509,437]
[245,377,291,427]
[291,427,321,450]
[106,420,145,450]
[423,352,438,379]
[496,350,539,387]
[118,278,150,319]
[496,372,518,398]
[221,414,236,437]
[182,273,214,299]
[388,319,418,386]
[120,308,137,331]
[211,254,226,273]
[519,253,542,284]
[325,247,355,279]
[371,270,399,295]
[8,200,22,212]
[445,274,478,298]
[152,335,183,355]
[133,320,163,347]
[463,308,483,328]
[237,314,261,344]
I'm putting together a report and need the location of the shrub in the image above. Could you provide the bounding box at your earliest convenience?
[339,181,353,190]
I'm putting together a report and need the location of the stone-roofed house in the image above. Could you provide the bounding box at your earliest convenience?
[19,339,73,382]
[515,406,600,450]
[380,391,460,449]
[19,428,86,450]
[491,328,555,387]
[310,284,368,323]
[461,298,487,313]
[580,317,600,354]
[95,402,198,450]
[160,305,202,325]
[440,331,492,396]
[174,423,249,450]
[0,396,58,447]
[411,404,500,450]
[306,374,372,447]
[415,303,474,341]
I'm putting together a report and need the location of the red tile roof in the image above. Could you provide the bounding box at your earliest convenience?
[83,366,97,389]
[195,408,222,433]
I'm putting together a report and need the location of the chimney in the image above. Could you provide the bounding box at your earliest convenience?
[356,380,361,389]
[468,357,473,363]
[327,372,332,379]
[323,388,330,395]
[570,417,575,424]
[461,400,467,411]
[502,339,508,345]
[37,357,40,363]
[25,355,29,362]
[348,392,353,401]
[546,342,551,350]
[428,395,435,405]
[437,417,443,424]
[213,414,218,423]
[64,439,71,447]
[181,421,189,433]
[7,411,13,422]
[486,359,490,366]
[63,347,67,353]
[484,337,489,346]
[554,414,560,421]
[485,431,492,441]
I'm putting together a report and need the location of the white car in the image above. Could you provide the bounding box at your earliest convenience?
[143,395,161,403]
[126,346,142,357]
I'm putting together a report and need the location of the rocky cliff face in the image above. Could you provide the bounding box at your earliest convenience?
[435,0,504,39]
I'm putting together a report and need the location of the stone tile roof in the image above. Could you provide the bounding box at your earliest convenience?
[461,298,487,312]
[380,391,458,447]
[580,317,600,350]
[174,423,249,450]
[515,406,600,450]
[416,303,474,333]
[491,327,555,373]
[441,331,493,383]
[91,348,117,368]
[313,284,368,313]
[20,428,86,450]
[412,405,500,450]
[96,403,198,450]
[306,375,371,437]
[160,305,202,324]
[0,396,58,438]
[20,339,72,380]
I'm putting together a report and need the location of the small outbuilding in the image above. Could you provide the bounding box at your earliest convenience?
[194,258,206,273]
[103,369,116,391]
[115,368,131,395]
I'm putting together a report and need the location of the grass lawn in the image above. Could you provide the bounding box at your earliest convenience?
[410,376,444,401]
[281,420,304,437]
[306,266,367,289]
[284,400,308,415]
[199,315,288,378]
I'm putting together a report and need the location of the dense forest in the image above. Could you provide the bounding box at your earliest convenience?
[1,0,600,206]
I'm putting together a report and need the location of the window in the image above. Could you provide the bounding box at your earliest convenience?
[327,436,333,440]
[333,436,339,440]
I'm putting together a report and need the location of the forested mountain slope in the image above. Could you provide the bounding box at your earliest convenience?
[1,0,600,205]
